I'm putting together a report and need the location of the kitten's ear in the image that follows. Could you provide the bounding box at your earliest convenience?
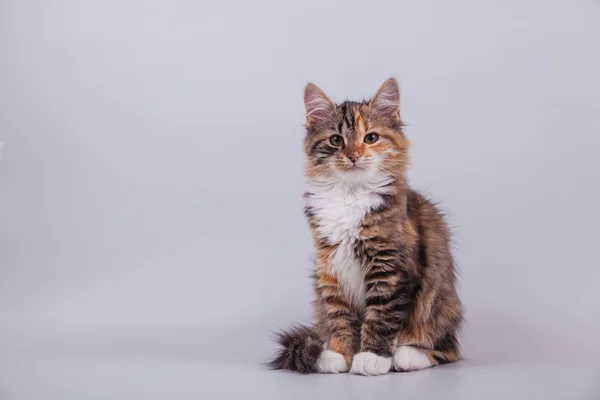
[304,83,335,127]
[370,78,400,121]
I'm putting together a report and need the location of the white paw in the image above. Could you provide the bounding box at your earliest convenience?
[350,352,392,376]
[392,346,432,372]
[316,350,349,373]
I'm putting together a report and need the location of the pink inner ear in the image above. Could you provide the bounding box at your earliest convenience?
[305,86,334,123]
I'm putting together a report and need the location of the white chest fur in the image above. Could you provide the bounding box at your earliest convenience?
[306,181,390,309]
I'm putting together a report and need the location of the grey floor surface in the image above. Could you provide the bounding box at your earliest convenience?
[1,347,598,399]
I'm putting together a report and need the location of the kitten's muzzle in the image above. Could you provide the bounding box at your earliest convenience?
[347,152,361,164]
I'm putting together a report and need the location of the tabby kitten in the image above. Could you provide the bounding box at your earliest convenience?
[268,78,463,376]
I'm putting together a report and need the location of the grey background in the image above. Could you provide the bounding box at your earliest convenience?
[1,0,600,399]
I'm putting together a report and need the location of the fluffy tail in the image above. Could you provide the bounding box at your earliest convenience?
[266,325,323,374]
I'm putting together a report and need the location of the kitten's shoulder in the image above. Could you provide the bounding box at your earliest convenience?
[406,188,450,235]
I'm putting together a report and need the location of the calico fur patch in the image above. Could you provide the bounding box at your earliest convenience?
[268,78,463,375]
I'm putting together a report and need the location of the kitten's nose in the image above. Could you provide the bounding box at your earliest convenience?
[347,152,361,164]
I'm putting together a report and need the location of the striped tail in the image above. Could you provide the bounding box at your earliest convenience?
[266,325,323,374]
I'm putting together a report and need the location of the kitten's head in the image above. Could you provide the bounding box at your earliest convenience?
[303,78,409,185]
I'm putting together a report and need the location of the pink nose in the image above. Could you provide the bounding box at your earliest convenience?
[347,152,360,163]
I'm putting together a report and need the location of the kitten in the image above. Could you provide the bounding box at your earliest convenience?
[268,78,463,376]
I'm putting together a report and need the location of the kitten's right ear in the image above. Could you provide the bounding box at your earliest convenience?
[304,83,335,127]
[370,78,400,121]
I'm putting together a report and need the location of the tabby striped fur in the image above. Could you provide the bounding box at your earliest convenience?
[268,78,463,375]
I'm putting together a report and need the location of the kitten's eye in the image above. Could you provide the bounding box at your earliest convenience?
[329,135,344,147]
[364,133,379,144]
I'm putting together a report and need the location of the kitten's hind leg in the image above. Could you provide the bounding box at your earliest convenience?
[392,335,460,372]
[392,346,434,372]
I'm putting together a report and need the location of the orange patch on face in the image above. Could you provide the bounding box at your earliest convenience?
[354,111,367,136]
[369,140,391,152]
[384,131,409,153]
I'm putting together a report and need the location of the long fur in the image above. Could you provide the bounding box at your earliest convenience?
[268,78,463,375]
[266,325,323,373]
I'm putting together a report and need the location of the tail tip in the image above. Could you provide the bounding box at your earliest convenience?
[265,324,323,374]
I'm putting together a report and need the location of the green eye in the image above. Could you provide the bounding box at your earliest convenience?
[364,133,379,144]
[329,135,344,147]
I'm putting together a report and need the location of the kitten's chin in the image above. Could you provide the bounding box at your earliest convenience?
[336,167,380,184]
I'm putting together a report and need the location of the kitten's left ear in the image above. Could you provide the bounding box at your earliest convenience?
[370,78,400,121]
[304,83,336,127]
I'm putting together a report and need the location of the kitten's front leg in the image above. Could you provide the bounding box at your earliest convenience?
[315,269,359,373]
[351,247,417,376]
